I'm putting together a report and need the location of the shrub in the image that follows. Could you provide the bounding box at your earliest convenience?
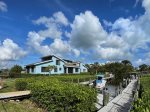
[132,75,150,112]
[15,79,28,91]
[15,77,97,112]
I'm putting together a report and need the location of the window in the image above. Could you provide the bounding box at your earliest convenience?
[59,68,61,71]
[31,67,34,72]
[54,67,57,72]
[41,67,47,72]
[56,60,60,65]
[75,68,79,72]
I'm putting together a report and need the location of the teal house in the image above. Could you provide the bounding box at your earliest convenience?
[25,55,88,74]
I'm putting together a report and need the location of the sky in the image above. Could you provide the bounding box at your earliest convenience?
[0,0,150,68]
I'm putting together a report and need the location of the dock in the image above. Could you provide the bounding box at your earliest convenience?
[98,79,137,112]
[96,93,114,109]
[0,91,31,100]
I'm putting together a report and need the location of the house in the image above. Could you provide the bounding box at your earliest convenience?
[25,55,88,74]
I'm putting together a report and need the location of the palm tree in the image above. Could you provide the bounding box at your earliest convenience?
[93,62,99,75]
[46,65,56,75]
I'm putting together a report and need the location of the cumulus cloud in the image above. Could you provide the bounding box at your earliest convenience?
[0,1,7,12]
[94,0,150,61]
[0,39,27,61]
[0,39,27,68]
[27,12,80,57]
[27,0,150,63]
[50,38,71,56]
[33,11,69,39]
[72,49,80,57]
[27,31,51,55]
[70,11,107,50]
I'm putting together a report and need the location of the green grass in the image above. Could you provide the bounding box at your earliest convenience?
[132,75,150,111]
[0,100,43,112]
[0,79,44,112]
[0,75,96,111]
[0,78,16,93]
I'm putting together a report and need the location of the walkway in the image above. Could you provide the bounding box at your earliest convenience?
[98,79,137,112]
[96,93,114,109]
[0,91,31,100]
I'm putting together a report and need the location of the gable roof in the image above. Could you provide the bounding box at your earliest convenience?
[26,55,86,68]
[41,55,66,62]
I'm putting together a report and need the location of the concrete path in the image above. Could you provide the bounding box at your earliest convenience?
[98,79,137,112]
[0,91,31,100]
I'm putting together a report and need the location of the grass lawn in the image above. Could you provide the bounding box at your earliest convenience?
[0,79,44,112]
[0,78,16,93]
[0,100,44,112]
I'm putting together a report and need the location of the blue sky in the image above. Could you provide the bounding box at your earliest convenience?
[0,0,150,68]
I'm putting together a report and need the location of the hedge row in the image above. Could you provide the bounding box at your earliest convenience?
[15,77,97,112]
[132,75,150,112]
[52,75,96,83]
[10,72,91,78]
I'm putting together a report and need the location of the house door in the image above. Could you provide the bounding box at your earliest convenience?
[68,67,73,74]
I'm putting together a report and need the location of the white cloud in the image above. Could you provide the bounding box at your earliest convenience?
[95,45,131,60]
[0,1,7,12]
[26,0,150,63]
[142,0,150,13]
[27,31,51,55]
[27,12,80,57]
[33,11,69,27]
[135,59,144,65]
[72,49,80,57]
[0,39,27,61]
[50,38,71,56]
[70,11,107,50]
[95,0,150,61]
[33,11,69,39]
[53,11,69,26]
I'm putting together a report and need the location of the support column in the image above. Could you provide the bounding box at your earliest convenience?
[73,68,75,73]
[66,68,68,74]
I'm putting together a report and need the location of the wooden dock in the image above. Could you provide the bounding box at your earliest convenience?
[0,91,31,100]
[98,79,137,112]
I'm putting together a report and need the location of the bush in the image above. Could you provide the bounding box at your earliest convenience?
[132,75,150,112]
[15,79,28,91]
[15,77,97,112]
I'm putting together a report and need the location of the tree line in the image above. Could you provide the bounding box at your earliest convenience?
[85,60,150,85]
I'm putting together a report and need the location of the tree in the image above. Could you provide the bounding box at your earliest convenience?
[98,61,134,85]
[10,65,22,73]
[46,65,56,75]
[139,64,149,71]
[122,60,132,66]
[93,62,99,75]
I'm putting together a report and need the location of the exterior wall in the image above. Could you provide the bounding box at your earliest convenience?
[73,68,80,74]
[32,57,65,75]
[26,56,87,75]
[80,63,88,73]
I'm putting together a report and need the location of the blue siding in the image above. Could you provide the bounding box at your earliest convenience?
[33,57,64,75]
[27,56,88,75]
[80,63,88,72]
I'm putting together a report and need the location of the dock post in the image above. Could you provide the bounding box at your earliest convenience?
[125,79,127,87]
[120,82,122,93]
[103,89,109,106]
